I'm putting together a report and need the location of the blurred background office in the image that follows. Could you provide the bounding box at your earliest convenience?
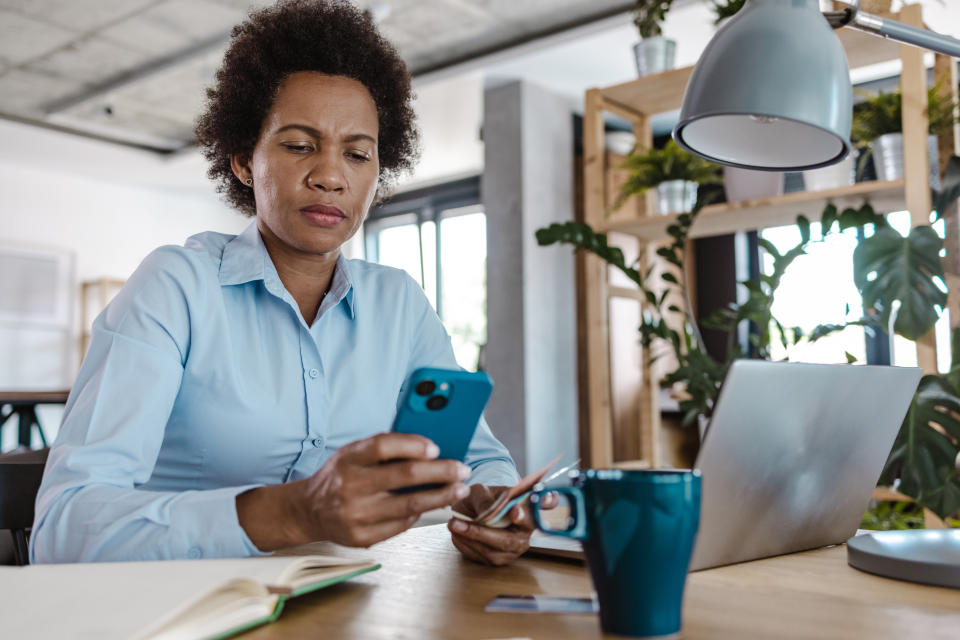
[1,0,958,478]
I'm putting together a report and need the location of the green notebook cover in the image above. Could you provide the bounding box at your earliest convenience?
[205,563,381,640]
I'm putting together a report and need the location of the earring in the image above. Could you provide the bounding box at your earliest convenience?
[244,178,253,186]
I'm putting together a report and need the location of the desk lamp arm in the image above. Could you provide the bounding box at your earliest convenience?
[824,3,960,59]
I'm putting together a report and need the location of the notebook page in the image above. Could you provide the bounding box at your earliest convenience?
[0,555,326,639]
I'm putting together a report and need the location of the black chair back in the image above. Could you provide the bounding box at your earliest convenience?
[0,448,49,565]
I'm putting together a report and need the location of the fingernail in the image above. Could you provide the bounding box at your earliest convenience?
[457,463,471,479]
[513,507,524,523]
[451,519,468,533]
[425,442,440,458]
[455,484,470,499]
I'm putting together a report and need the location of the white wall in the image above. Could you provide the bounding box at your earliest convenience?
[400,71,484,190]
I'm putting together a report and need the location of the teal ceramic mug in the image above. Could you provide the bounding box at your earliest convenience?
[530,469,702,638]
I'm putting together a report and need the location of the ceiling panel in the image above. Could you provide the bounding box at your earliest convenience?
[0,9,77,64]
[0,69,86,115]
[25,38,154,85]
[53,97,195,146]
[202,0,280,11]
[480,0,633,30]
[98,0,243,56]
[0,0,155,33]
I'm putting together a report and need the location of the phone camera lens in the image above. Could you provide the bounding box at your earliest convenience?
[426,395,447,411]
[415,380,436,396]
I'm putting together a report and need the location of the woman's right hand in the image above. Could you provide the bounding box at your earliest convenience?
[236,433,470,551]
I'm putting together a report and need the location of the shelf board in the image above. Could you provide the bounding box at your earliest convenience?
[598,179,907,242]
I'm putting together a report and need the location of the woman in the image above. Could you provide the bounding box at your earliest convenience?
[31,0,539,567]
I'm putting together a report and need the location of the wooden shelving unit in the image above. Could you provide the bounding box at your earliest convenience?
[578,4,959,470]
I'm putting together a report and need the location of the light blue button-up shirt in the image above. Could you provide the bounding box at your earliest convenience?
[30,222,519,563]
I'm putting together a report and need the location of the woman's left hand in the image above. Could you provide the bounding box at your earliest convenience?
[447,484,547,566]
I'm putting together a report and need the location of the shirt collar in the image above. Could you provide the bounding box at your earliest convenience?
[219,221,356,319]
[325,253,357,319]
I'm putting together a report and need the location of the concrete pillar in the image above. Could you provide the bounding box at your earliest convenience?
[482,80,578,475]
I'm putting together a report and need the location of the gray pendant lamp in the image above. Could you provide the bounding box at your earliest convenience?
[673,0,960,171]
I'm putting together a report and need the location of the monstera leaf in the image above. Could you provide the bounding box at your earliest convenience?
[853,225,946,341]
[880,374,960,520]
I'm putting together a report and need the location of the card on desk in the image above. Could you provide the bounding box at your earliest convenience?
[0,554,378,640]
[485,594,598,614]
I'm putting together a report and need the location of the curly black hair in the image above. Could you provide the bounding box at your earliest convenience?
[195,0,419,216]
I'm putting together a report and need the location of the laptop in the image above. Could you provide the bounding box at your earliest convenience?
[528,361,922,571]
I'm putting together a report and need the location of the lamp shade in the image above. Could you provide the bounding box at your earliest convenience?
[673,0,853,171]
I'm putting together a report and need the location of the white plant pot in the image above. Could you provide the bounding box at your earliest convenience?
[803,153,857,191]
[657,180,698,215]
[870,133,940,190]
[802,155,855,191]
[722,167,784,202]
[604,131,636,156]
[633,36,677,77]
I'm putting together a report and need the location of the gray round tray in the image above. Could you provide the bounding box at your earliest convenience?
[847,529,960,589]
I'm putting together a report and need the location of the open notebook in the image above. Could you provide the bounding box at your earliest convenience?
[0,554,378,640]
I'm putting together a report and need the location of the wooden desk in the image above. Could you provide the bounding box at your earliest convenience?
[248,524,960,639]
[0,390,70,448]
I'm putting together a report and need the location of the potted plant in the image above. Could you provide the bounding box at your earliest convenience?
[632,0,677,77]
[850,82,959,189]
[617,140,720,214]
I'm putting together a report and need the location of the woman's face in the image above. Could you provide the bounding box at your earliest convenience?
[233,72,380,256]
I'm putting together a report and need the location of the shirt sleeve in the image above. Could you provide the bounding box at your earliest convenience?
[30,247,265,563]
[403,276,521,488]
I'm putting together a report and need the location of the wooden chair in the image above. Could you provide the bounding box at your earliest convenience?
[0,448,49,565]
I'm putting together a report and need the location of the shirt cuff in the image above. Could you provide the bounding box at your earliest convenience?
[468,459,522,488]
[171,484,269,559]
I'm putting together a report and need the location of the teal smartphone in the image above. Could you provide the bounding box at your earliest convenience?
[390,367,493,491]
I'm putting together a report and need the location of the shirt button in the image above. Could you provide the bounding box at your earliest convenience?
[307,368,319,379]
[187,546,203,559]
[312,437,325,448]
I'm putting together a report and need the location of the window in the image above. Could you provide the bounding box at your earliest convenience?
[364,177,486,370]
[761,221,868,364]
[759,209,950,372]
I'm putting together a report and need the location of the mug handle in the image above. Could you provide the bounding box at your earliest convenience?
[530,487,588,541]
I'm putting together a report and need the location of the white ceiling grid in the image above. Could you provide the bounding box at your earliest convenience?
[0,0,631,152]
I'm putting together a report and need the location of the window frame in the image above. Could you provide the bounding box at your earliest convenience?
[366,175,481,321]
